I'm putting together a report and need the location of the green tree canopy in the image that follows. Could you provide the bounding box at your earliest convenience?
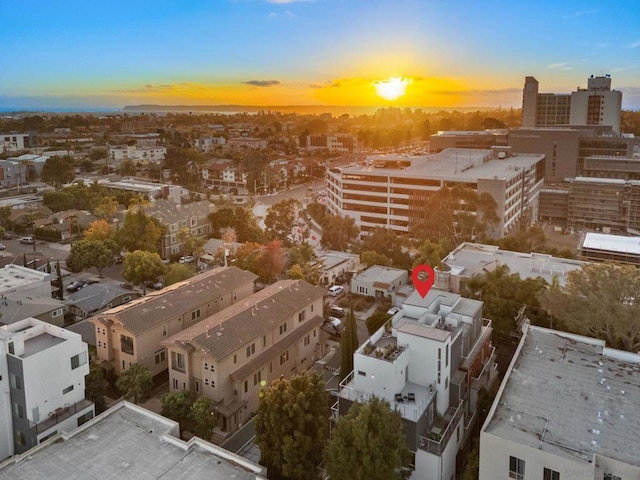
[255,371,329,480]
[94,196,119,222]
[164,262,195,286]
[366,310,392,335]
[320,214,359,251]
[264,198,308,247]
[190,396,216,439]
[209,206,265,243]
[40,155,75,188]
[65,239,119,276]
[119,158,137,177]
[117,206,164,254]
[359,227,411,269]
[537,263,640,352]
[116,363,153,405]
[360,250,391,268]
[324,397,411,480]
[85,362,109,413]
[122,250,165,293]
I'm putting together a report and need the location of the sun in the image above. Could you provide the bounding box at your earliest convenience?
[373,77,411,101]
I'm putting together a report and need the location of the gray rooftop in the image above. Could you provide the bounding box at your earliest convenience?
[337,148,543,182]
[0,402,266,479]
[22,332,65,357]
[146,198,214,226]
[165,279,326,361]
[485,326,640,466]
[0,293,65,325]
[96,267,257,335]
[443,242,584,287]
[66,282,139,315]
[354,265,407,285]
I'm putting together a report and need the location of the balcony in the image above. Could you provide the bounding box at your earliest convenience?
[471,349,498,391]
[28,398,93,435]
[459,319,492,371]
[417,401,465,456]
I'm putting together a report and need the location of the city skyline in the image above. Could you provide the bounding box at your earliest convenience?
[2,0,640,110]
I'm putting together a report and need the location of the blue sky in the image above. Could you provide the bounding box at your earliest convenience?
[1,0,639,109]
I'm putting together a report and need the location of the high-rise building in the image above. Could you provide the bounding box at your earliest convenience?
[522,75,622,132]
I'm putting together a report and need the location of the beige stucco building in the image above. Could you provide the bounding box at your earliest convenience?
[91,267,257,377]
[162,279,326,435]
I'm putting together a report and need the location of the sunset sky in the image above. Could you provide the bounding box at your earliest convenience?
[2,0,640,110]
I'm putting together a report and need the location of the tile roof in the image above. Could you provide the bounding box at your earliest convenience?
[164,280,325,361]
[95,267,257,335]
[66,283,139,315]
[145,199,214,226]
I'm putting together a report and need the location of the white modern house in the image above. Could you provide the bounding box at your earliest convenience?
[0,264,52,299]
[0,318,94,460]
[334,287,498,480]
[479,323,640,480]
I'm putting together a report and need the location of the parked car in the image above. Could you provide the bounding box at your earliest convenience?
[322,317,344,337]
[20,236,35,245]
[328,285,344,297]
[329,305,345,317]
[0,243,5,250]
[387,307,401,316]
[2,232,13,239]
[145,280,164,290]
[66,279,88,292]
[179,255,195,264]
[113,254,124,264]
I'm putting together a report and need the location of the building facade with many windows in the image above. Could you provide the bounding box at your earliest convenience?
[479,323,640,480]
[326,148,545,239]
[162,279,326,435]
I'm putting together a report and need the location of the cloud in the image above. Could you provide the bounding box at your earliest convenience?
[562,9,598,19]
[109,83,207,94]
[428,88,521,97]
[242,80,281,87]
[611,65,638,73]
[547,63,573,70]
[628,40,640,48]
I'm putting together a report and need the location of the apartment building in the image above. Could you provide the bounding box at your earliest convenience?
[201,158,248,189]
[162,279,326,435]
[0,133,29,153]
[0,318,94,460]
[0,401,266,479]
[91,267,257,376]
[306,134,358,154]
[334,287,498,480]
[522,75,622,132]
[108,144,167,164]
[195,136,226,152]
[326,148,545,238]
[479,323,640,480]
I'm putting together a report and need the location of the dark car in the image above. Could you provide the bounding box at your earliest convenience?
[329,305,345,317]
[66,279,88,292]
[145,280,164,290]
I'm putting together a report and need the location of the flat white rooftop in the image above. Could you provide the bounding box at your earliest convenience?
[0,402,266,479]
[354,265,406,285]
[485,325,640,466]
[581,232,640,255]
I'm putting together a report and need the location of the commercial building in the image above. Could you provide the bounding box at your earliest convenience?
[326,148,545,238]
[436,242,585,293]
[479,323,640,480]
[0,133,29,153]
[306,134,358,154]
[0,401,266,479]
[0,264,51,299]
[578,232,640,265]
[0,318,94,460]
[334,287,498,480]
[91,267,257,377]
[522,75,622,132]
[429,130,507,152]
[162,279,326,436]
[351,265,408,298]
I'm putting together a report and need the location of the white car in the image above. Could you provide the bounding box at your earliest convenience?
[179,255,195,264]
[328,285,344,297]
[387,307,401,316]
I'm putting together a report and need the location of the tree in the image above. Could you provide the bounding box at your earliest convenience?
[257,240,286,283]
[339,305,358,382]
[190,396,217,439]
[85,362,109,413]
[0,206,12,231]
[412,239,450,269]
[177,226,206,261]
[209,206,264,243]
[65,239,119,277]
[40,155,75,188]
[255,371,329,480]
[264,198,308,247]
[119,158,137,177]
[411,185,499,244]
[94,196,119,222]
[320,214,359,251]
[122,250,165,294]
[324,397,411,480]
[84,219,115,241]
[359,227,411,269]
[116,363,153,405]
[366,310,391,335]
[497,225,547,253]
[161,390,196,426]
[537,263,640,352]
[360,250,391,268]
[117,202,164,254]
[164,263,195,286]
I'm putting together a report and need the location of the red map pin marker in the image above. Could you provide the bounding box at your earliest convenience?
[412,264,435,298]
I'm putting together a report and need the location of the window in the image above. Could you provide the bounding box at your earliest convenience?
[244,380,248,393]
[509,456,525,480]
[51,308,63,318]
[71,352,87,370]
[120,335,134,355]
[191,309,201,321]
[263,335,267,347]
[171,351,185,373]
[279,322,288,335]
[12,402,24,419]
[162,324,168,337]
[358,370,366,377]
[9,373,22,390]
[204,362,208,370]
[603,475,621,480]
[544,468,560,480]
[8,342,14,355]
[254,371,262,385]
[15,431,25,446]
[246,343,256,357]
[280,350,289,365]
[234,354,237,364]
[154,349,166,365]
[303,334,310,346]
[63,385,74,394]
[298,310,306,323]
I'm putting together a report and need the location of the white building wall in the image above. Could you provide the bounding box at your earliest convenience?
[0,339,12,460]
[414,415,464,480]
[352,352,409,405]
